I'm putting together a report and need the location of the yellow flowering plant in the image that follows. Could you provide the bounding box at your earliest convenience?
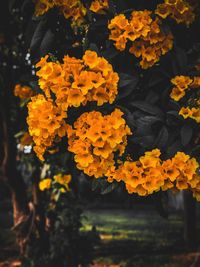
[2,0,200,265]
[13,0,199,203]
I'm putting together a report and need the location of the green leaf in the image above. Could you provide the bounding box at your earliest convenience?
[119,73,138,88]
[91,179,99,191]
[101,183,118,195]
[131,101,164,117]
[14,131,25,138]
[88,43,99,54]
[180,124,193,146]
[117,73,138,99]
[155,126,169,148]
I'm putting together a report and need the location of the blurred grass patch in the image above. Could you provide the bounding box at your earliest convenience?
[82,208,197,267]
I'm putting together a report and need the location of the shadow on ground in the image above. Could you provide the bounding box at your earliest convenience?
[82,207,200,267]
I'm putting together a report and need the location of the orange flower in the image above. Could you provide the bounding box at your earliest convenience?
[90,0,109,14]
[109,11,173,69]
[67,109,131,178]
[155,4,171,18]
[27,94,67,160]
[156,0,195,25]
[162,159,180,181]
[35,51,119,109]
[171,75,193,90]
[39,178,52,191]
[67,88,85,107]
[14,84,34,100]
[170,87,186,101]
[83,50,99,69]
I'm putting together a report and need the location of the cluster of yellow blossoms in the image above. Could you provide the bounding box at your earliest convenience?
[34,0,109,23]
[170,75,200,123]
[170,75,200,101]
[155,0,196,26]
[27,94,67,160]
[66,109,132,178]
[14,84,34,100]
[39,174,71,192]
[108,10,173,69]
[36,51,119,110]
[35,0,86,22]
[106,149,200,200]
[90,0,109,14]
[179,106,200,123]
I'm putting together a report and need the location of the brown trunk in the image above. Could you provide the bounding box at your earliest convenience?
[183,190,197,249]
[0,96,30,254]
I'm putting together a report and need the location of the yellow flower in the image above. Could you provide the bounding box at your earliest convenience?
[155,4,171,18]
[156,0,196,25]
[179,107,192,119]
[106,149,199,198]
[191,76,200,88]
[90,0,109,14]
[192,190,200,201]
[67,89,85,107]
[54,174,72,191]
[39,178,52,191]
[14,84,34,100]
[109,10,173,69]
[190,107,200,123]
[170,87,186,101]
[176,176,189,190]
[27,94,67,160]
[83,50,99,69]
[171,75,193,91]
[35,51,119,109]
[35,0,54,16]
[162,159,180,181]
[67,109,131,178]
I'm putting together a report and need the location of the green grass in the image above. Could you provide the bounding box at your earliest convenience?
[81,208,198,267]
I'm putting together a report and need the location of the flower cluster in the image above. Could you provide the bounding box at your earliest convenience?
[34,0,109,22]
[162,152,199,194]
[155,0,196,26]
[90,0,109,14]
[54,173,72,192]
[108,10,173,69]
[36,51,119,110]
[39,174,71,192]
[14,84,34,100]
[39,178,52,191]
[106,149,200,198]
[34,0,86,23]
[66,109,132,178]
[27,94,67,160]
[170,75,200,123]
[170,75,200,101]
[179,106,200,123]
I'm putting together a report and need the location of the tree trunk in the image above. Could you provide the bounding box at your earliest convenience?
[0,99,31,254]
[183,190,197,249]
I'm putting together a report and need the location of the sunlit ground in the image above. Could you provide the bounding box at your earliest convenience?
[82,207,200,267]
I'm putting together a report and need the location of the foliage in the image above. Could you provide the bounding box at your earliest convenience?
[1,0,200,265]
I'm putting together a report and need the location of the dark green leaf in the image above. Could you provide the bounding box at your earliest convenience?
[119,73,138,88]
[101,183,118,195]
[130,101,164,117]
[88,43,99,54]
[180,124,193,146]
[91,179,99,191]
[30,19,47,54]
[155,126,169,148]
